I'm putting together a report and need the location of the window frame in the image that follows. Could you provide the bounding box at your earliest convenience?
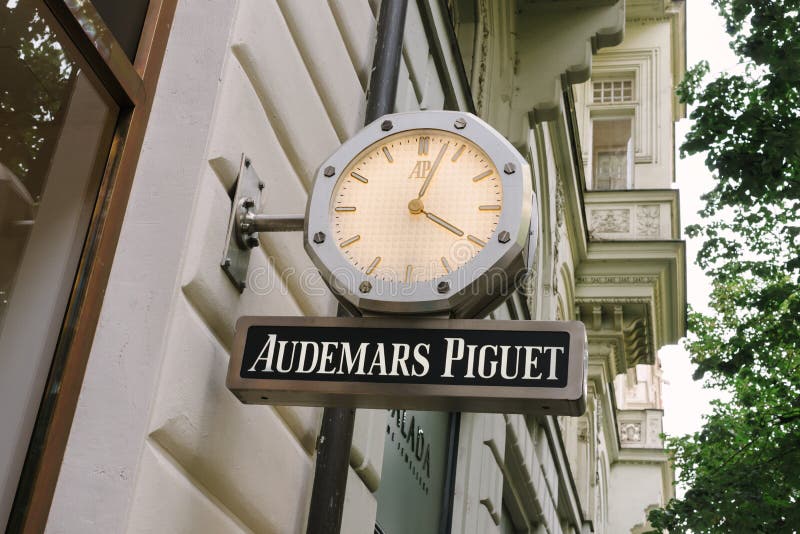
[6,1,177,531]
[588,110,635,191]
[592,78,634,105]
[582,48,660,168]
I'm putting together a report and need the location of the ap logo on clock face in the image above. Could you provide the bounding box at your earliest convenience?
[305,111,537,318]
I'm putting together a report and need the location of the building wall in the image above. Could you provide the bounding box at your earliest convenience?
[47,0,425,531]
[569,2,685,532]
[45,1,685,533]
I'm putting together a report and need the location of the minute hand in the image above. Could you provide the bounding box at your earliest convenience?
[425,211,464,236]
[418,142,449,198]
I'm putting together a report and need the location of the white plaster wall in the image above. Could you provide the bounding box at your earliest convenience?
[46,0,456,532]
[606,462,666,534]
[451,413,506,534]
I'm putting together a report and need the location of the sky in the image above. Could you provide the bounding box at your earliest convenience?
[659,2,739,439]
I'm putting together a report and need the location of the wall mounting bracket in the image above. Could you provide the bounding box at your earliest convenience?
[221,154,305,292]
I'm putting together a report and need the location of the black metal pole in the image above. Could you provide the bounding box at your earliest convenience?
[365,0,408,125]
[305,1,407,533]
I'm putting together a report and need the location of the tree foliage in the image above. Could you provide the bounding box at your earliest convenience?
[648,1,800,532]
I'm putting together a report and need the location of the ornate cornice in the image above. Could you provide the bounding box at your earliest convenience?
[579,299,656,369]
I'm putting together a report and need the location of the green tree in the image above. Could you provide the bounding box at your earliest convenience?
[648,1,800,532]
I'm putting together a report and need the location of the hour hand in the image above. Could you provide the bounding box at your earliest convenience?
[418,142,449,198]
[425,211,464,236]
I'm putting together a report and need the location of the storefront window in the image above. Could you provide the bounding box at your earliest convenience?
[0,1,118,527]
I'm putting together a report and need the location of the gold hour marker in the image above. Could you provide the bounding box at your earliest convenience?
[366,256,381,274]
[418,136,430,155]
[468,235,486,247]
[382,146,393,163]
[479,205,501,211]
[351,172,368,183]
[340,234,361,248]
[335,206,356,212]
[472,170,492,182]
[405,264,412,283]
[451,144,466,162]
[441,257,452,273]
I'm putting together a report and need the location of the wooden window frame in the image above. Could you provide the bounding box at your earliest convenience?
[592,79,634,104]
[6,1,177,531]
[588,113,635,191]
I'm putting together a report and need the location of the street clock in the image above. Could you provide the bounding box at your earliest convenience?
[304,111,537,317]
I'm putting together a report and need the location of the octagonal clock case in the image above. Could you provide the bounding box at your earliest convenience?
[304,111,537,317]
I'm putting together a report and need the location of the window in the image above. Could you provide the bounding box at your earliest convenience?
[587,49,659,168]
[592,118,633,190]
[592,79,633,104]
[0,1,174,531]
[588,76,635,190]
[1,4,118,529]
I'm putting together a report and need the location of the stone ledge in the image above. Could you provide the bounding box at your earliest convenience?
[585,189,680,241]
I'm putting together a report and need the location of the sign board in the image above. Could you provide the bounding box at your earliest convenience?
[375,410,454,534]
[227,316,587,416]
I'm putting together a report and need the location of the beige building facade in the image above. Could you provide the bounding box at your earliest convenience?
[1,0,686,532]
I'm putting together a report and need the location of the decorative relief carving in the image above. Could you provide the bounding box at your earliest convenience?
[620,422,641,443]
[611,343,625,377]
[647,418,662,446]
[590,208,630,233]
[624,315,653,367]
[596,398,604,429]
[551,177,566,298]
[555,177,566,232]
[576,275,658,286]
[635,204,660,237]
[524,262,538,312]
[629,16,673,25]
[578,421,589,442]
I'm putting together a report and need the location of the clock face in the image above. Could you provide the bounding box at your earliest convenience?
[330,129,503,283]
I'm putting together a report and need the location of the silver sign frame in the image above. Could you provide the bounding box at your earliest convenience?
[227,316,587,416]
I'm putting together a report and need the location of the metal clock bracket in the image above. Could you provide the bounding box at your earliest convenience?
[221,154,304,292]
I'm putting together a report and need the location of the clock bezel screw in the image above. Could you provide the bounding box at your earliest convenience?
[381,120,393,131]
[313,232,326,244]
[359,281,373,293]
[323,166,336,177]
[498,230,511,243]
[437,281,450,294]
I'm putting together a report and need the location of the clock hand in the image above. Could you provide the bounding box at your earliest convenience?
[418,142,449,198]
[425,211,464,236]
[407,198,464,236]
